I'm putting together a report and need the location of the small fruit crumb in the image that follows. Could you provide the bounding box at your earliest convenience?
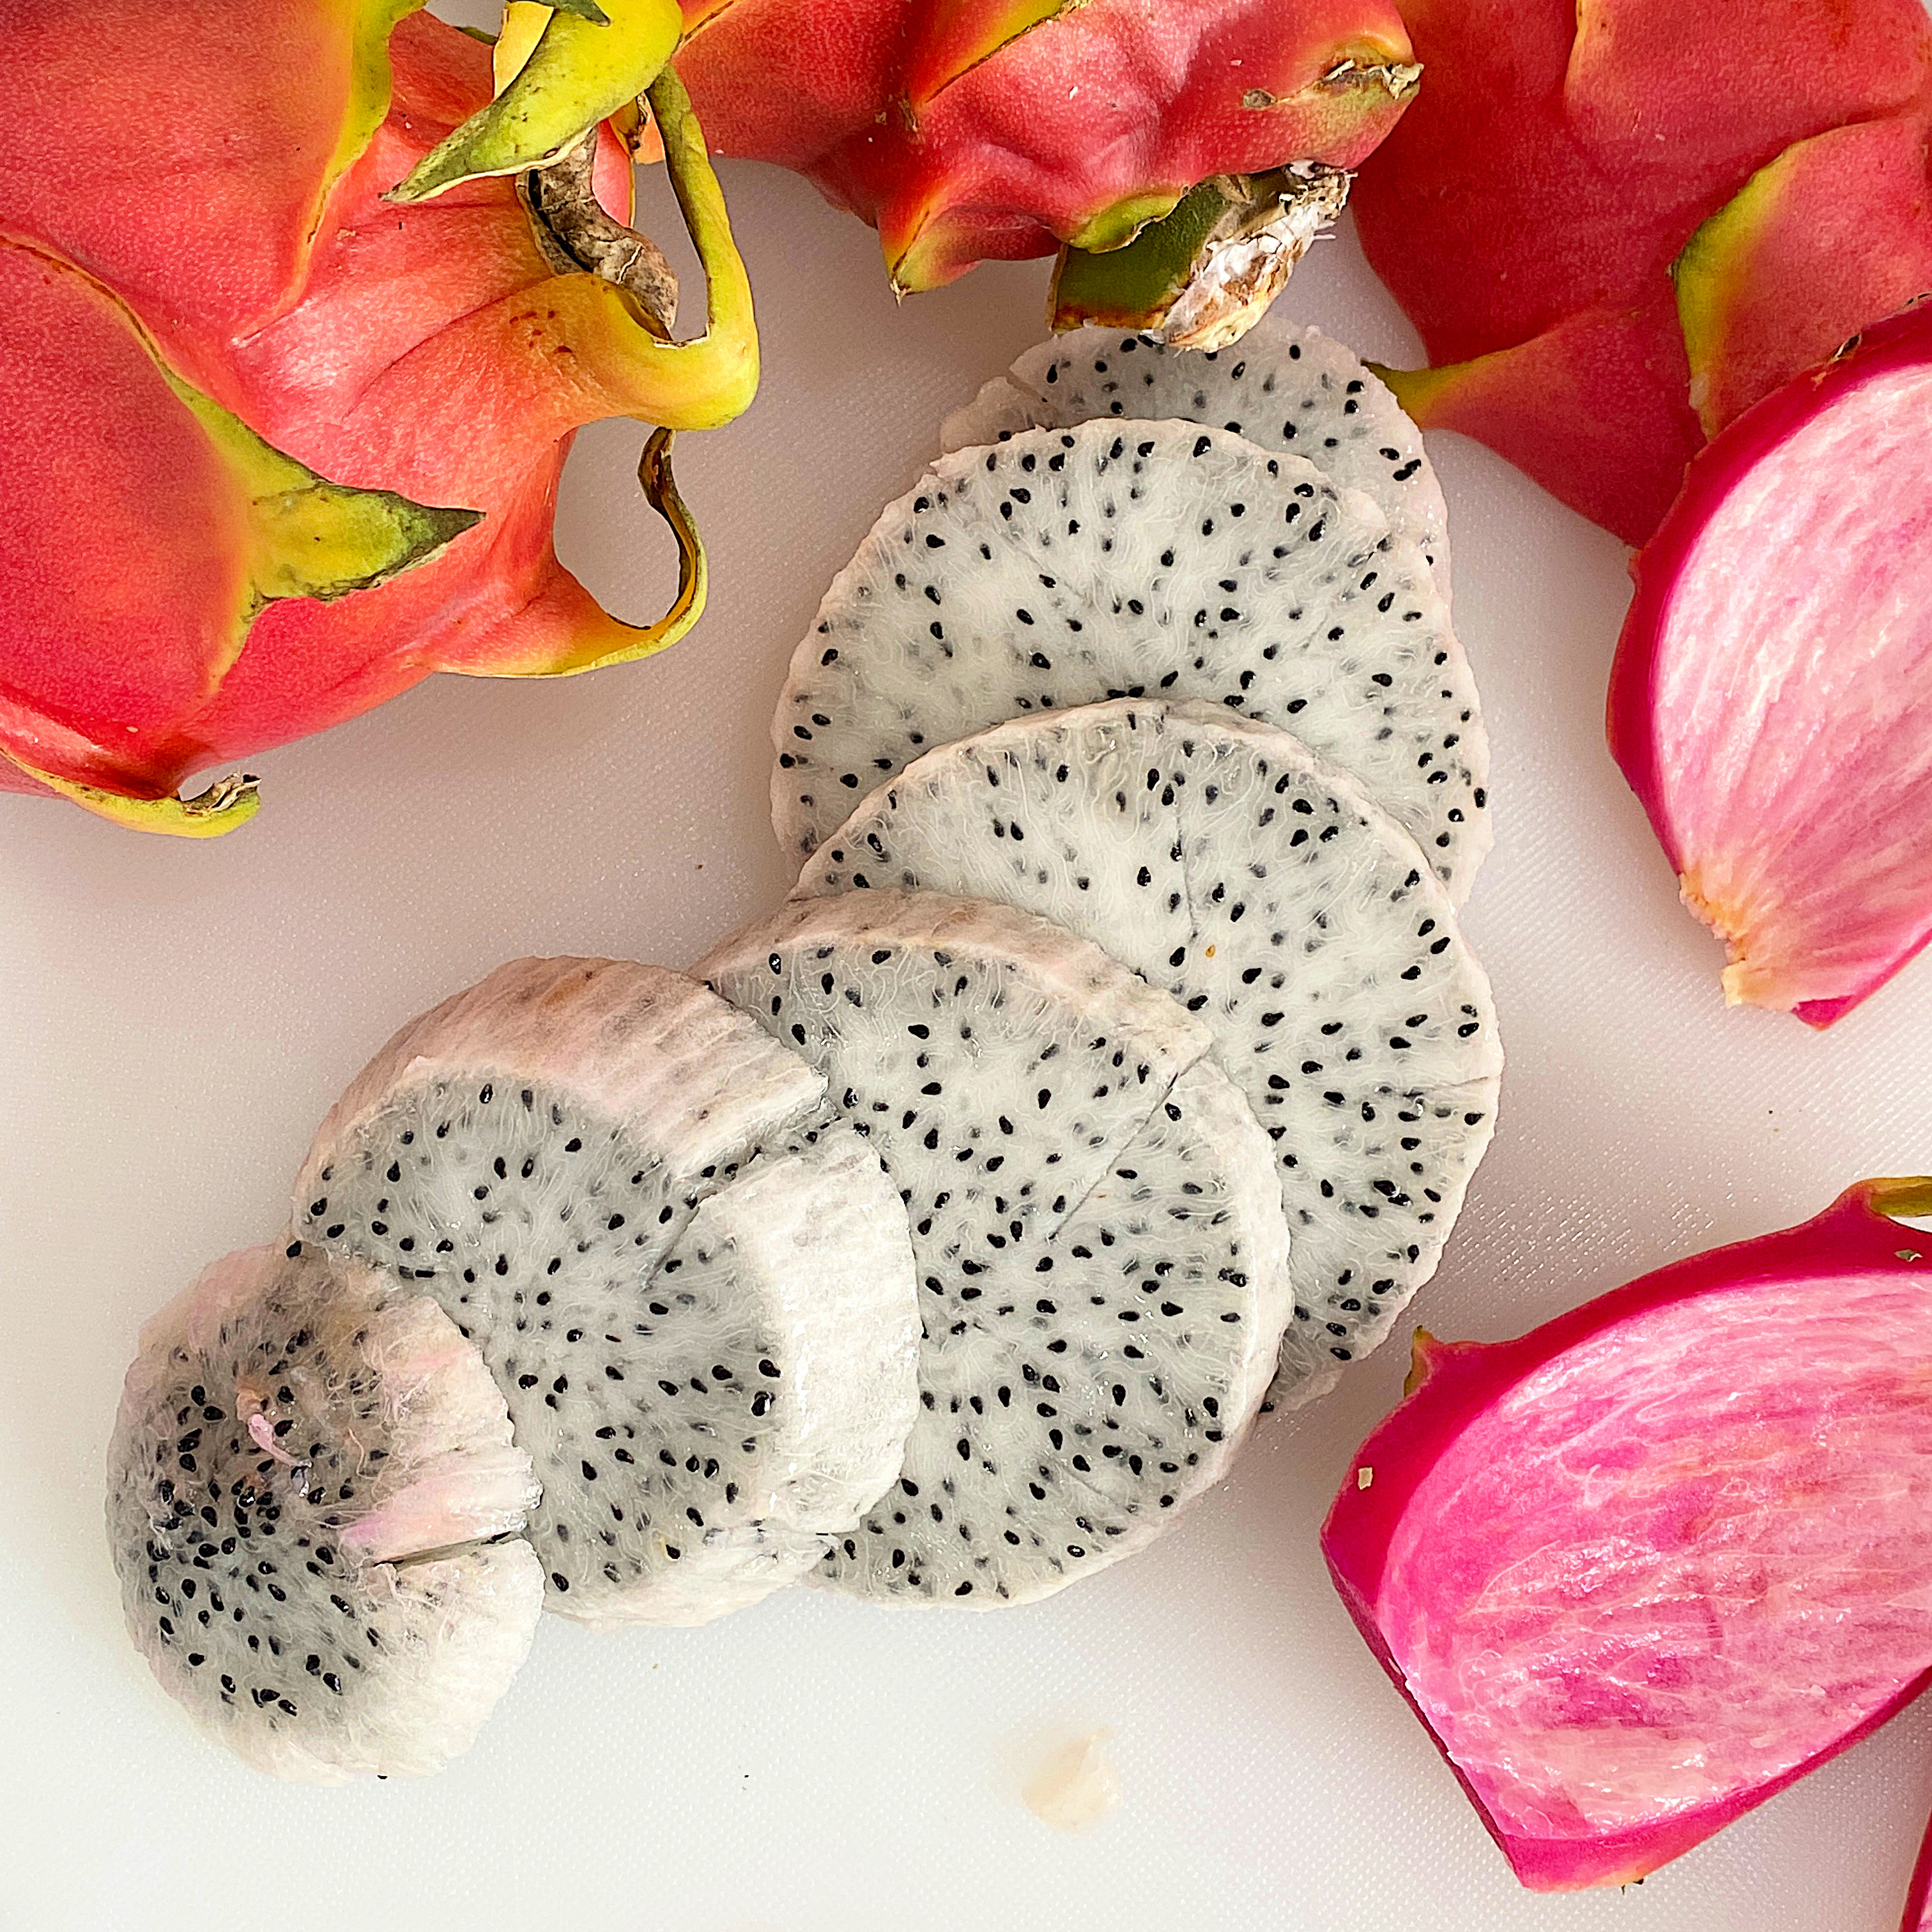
[1358,1466,1374,1490]
[1023,1728,1122,1833]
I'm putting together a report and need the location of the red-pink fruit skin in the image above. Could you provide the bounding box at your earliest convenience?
[1382,295,1703,548]
[1322,1182,1932,1891]
[1606,300,1932,1029]
[673,0,1416,286]
[0,12,653,808]
[1348,0,1932,544]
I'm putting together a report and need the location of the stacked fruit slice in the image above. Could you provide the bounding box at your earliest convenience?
[767,321,1501,1419]
[109,958,923,1780]
[105,319,1498,1778]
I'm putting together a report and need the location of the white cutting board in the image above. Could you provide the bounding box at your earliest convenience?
[3,24,1929,1926]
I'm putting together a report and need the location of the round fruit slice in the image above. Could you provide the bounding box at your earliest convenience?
[794,699,1501,1404]
[293,956,919,1626]
[106,1243,544,1781]
[941,324,1452,592]
[700,891,1292,1606]
[771,419,1487,901]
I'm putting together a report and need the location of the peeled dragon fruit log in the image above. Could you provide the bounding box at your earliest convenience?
[1608,301,1932,1027]
[1,0,756,835]
[1346,0,1932,544]
[1322,1177,1932,1892]
[664,0,1420,342]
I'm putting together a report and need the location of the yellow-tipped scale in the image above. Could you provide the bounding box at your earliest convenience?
[391,0,682,202]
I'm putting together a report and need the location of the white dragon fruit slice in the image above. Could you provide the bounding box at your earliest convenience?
[106,1244,544,1781]
[771,419,1487,902]
[699,891,1292,1607]
[942,323,1452,594]
[794,699,1501,1406]
[293,957,919,1627]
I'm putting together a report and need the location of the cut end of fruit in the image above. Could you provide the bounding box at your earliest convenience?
[1678,871,1802,1018]
[107,1245,543,1779]
[1717,949,1801,1020]
[16,765,262,838]
[1050,166,1350,349]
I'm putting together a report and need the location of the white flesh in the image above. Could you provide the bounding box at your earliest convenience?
[943,323,1450,594]
[294,958,918,1626]
[795,700,1501,1404]
[700,892,1291,1606]
[772,420,1487,901]
[106,1245,544,1781]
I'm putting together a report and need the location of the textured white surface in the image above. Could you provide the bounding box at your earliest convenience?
[4,88,1932,1932]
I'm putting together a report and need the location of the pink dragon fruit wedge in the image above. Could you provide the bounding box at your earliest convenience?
[1608,300,1932,1027]
[1323,1177,1932,1892]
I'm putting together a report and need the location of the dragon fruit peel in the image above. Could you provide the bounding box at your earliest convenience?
[1324,1176,1932,1890]
[1,1,755,834]
[1609,301,1932,1026]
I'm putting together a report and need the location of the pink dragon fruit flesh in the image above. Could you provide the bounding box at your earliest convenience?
[1324,1177,1932,1892]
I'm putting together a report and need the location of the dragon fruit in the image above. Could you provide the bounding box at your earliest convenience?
[792,699,1501,1406]
[772,418,1487,901]
[1346,0,1932,544]
[942,325,1452,594]
[293,956,919,1625]
[1608,302,1932,1026]
[107,1243,544,1779]
[666,0,1420,332]
[1323,1176,1932,1891]
[1,0,755,834]
[700,891,1292,1606]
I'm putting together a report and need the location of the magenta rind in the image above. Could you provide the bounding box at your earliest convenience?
[1606,300,1932,1028]
[1324,1179,1932,1891]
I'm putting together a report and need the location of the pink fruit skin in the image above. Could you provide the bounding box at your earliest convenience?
[1324,1179,1932,1892]
[0,4,749,816]
[1608,301,1932,1027]
[1905,1807,1932,1931]
[1348,0,1932,544]
[673,0,1418,290]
